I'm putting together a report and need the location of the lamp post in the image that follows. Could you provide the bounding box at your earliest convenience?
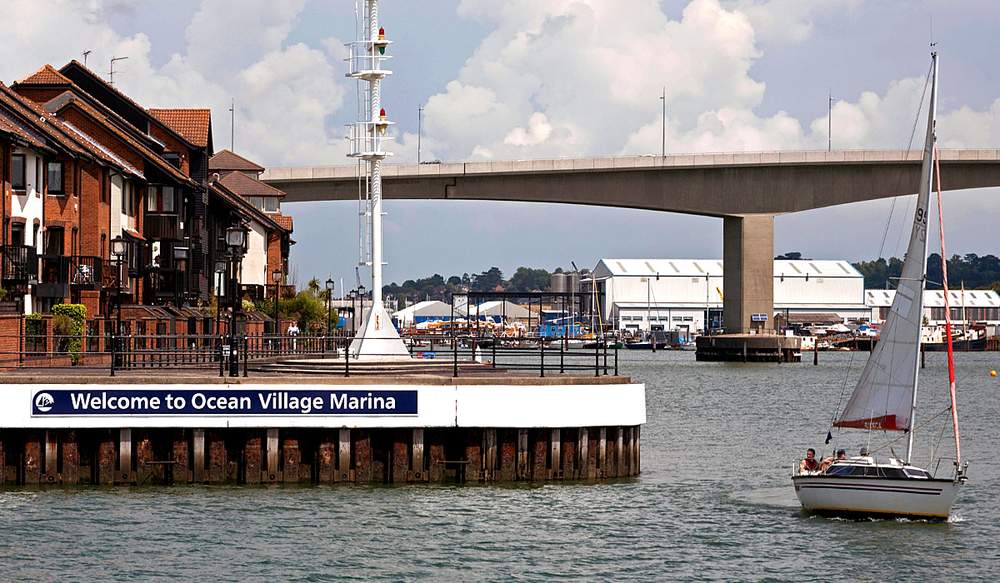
[214,259,227,335]
[272,269,282,335]
[348,290,357,336]
[357,284,366,330]
[110,236,127,366]
[225,224,248,377]
[325,278,335,344]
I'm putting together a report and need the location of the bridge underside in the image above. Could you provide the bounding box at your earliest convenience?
[265,151,1000,334]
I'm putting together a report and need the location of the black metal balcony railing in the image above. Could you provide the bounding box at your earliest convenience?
[1,245,38,282]
[69,256,104,288]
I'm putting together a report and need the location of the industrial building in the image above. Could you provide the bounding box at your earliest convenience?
[585,259,867,334]
[866,289,1000,327]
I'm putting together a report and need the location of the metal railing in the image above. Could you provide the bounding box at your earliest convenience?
[0,329,621,379]
[1,245,37,282]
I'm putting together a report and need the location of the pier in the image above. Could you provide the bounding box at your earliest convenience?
[0,371,643,486]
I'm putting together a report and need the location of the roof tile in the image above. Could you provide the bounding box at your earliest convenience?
[210,149,265,172]
[219,170,286,197]
[17,65,73,86]
[148,108,211,148]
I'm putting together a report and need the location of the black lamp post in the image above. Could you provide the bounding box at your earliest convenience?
[214,259,227,335]
[272,268,282,335]
[348,290,357,335]
[325,278,334,349]
[110,236,127,365]
[225,224,248,377]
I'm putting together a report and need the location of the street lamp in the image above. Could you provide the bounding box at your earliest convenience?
[325,278,334,350]
[110,236,127,367]
[272,269,282,335]
[356,284,366,332]
[225,224,248,377]
[214,259,227,336]
[348,289,357,335]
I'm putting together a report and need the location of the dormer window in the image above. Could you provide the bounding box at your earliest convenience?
[247,196,279,213]
[12,154,26,190]
[164,153,181,169]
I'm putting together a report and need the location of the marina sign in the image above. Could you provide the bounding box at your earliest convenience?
[31,389,418,416]
[751,313,769,322]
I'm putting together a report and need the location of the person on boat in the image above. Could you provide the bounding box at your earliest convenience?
[800,449,821,473]
[859,446,870,457]
[819,449,847,472]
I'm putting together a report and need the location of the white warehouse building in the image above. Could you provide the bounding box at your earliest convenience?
[866,289,1000,327]
[586,259,868,335]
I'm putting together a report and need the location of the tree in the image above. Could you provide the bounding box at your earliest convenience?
[775,251,804,260]
[472,267,504,291]
[508,267,550,292]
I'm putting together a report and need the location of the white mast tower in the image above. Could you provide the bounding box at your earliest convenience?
[346,0,409,359]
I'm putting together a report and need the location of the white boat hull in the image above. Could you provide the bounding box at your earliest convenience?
[793,475,961,519]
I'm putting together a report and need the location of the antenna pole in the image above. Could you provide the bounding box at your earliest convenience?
[109,56,128,86]
[417,106,423,164]
[828,90,833,152]
[82,50,92,67]
[229,99,235,151]
[660,86,666,157]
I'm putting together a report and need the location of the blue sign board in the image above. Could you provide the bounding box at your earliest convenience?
[31,389,417,416]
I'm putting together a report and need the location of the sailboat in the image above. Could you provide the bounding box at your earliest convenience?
[792,51,968,519]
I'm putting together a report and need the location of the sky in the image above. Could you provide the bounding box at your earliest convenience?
[2,0,998,289]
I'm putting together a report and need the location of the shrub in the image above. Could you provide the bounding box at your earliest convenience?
[52,304,86,365]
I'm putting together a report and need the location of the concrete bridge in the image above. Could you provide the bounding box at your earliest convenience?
[263,149,1000,332]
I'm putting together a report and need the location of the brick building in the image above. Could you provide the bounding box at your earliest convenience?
[0,62,293,336]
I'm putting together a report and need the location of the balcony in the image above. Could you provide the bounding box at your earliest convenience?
[1,245,38,283]
[145,214,182,241]
[69,256,105,289]
[37,255,70,298]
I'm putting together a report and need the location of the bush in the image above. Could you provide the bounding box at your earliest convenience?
[52,304,86,365]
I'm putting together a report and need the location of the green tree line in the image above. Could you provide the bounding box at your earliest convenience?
[382,266,558,305]
[854,253,1000,292]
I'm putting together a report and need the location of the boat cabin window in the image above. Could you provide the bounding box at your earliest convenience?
[903,468,930,479]
[825,465,907,478]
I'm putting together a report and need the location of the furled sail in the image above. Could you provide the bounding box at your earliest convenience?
[835,55,938,433]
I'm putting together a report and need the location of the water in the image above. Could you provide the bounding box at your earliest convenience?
[1,351,997,581]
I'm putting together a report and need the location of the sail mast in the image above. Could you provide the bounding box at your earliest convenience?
[934,144,962,466]
[905,51,938,462]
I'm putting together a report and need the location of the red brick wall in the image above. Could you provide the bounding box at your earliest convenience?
[43,156,79,255]
[11,86,67,106]
[149,125,192,176]
[266,231,284,292]
[79,161,108,257]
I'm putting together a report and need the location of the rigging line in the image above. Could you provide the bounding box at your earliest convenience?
[891,61,935,258]
[867,406,951,455]
[877,61,933,262]
[833,61,933,431]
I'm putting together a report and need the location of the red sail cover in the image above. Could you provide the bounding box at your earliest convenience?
[834,415,901,431]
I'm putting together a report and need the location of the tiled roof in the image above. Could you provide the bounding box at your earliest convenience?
[209,180,288,233]
[0,82,88,157]
[58,60,202,150]
[219,170,286,197]
[272,214,293,231]
[148,108,211,148]
[210,149,265,172]
[43,91,194,186]
[0,110,49,150]
[17,64,73,86]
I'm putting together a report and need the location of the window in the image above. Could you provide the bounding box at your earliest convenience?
[164,153,181,168]
[263,197,279,213]
[47,161,64,194]
[12,154,25,190]
[147,185,177,213]
[11,223,24,246]
[44,227,64,256]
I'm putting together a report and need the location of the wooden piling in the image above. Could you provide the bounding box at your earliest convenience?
[192,429,205,483]
[549,429,561,480]
[499,429,517,482]
[136,433,159,484]
[117,428,132,484]
[245,432,263,484]
[98,432,115,485]
[578,428,590,480]
[171,430,190,484]
[354,430,372,483]
[483,428,497,482]
[24,432,41,485]
[207,431,227,483]
[43,430,58,484]
[428,431,445,483]
[391,430,409,484]
[265,428,279,482]
[411,428,425,482]
[464,430,482,483]
[282,433,301,483]
[560,429,575,479]
[318,431,336,484]
[338,429,352,483]
[517,429,530,480]
[598,427,607,478]
[615,427,625,478]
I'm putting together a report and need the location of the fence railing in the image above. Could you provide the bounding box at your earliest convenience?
[0,330,620,379]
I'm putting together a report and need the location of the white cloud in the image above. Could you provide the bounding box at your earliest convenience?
[0,0,349,167]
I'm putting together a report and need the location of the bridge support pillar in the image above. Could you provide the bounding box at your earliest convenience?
[723,214,774,333]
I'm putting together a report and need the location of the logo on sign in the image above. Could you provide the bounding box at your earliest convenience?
[34,392,55,412]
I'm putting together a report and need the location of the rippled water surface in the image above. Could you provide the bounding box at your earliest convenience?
[1,351,997,581]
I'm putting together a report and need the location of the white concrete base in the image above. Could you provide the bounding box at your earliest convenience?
[349,303,410,359]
